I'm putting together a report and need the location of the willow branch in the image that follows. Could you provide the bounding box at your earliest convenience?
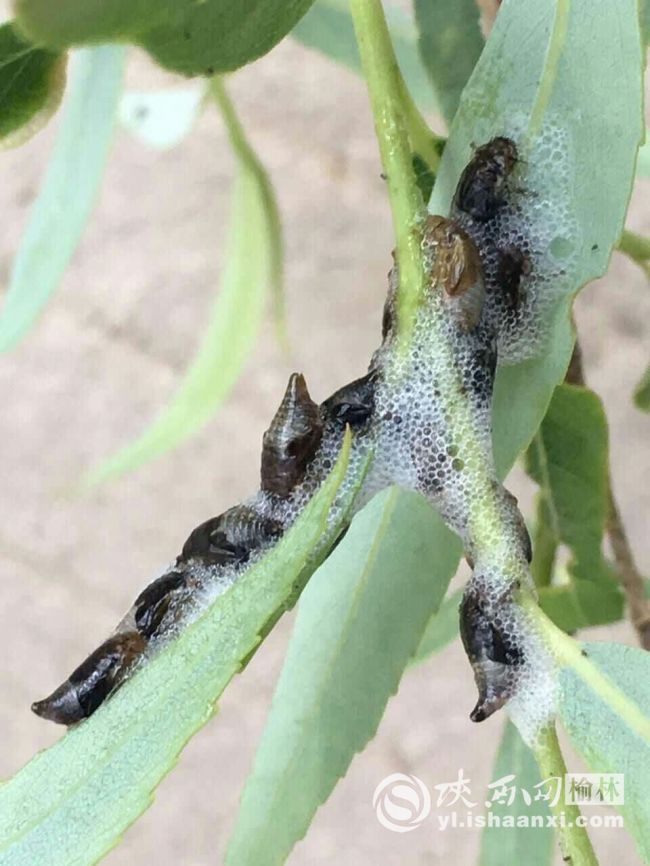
[350,0,427,344]
[533,725,599,866]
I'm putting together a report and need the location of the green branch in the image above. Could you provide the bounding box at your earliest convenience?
[532,725,599,866]
[350,0,427,345]
[351,1,522,560]
[398,75,444,173]
[525,597,650,741]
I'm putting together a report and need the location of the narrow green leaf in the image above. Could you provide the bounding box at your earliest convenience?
[480,722,553,866]
[558,641,650,863]
[0,430,355,866]
[429,0,643,478]
[291,0,438,111]
[538,579,622,634]
[525,384,623,628]
[0,45,125,351]
[410,587,462,665]
[0,21,65,148]
[119,86,206,150]
[227,488,460,866]
[414,0,484,125]
[84,79,283,485]
[530,493,557,588]
[634,363,650,411]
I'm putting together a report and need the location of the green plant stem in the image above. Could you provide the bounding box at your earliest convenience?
[350,0,427,344]
[523,595,650,741]
[532,724,599,866]
[351,0,514,561]
[398,75,443,173]
[618,228,650,279]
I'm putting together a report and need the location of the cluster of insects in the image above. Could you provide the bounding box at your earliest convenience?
[33,137,537,728]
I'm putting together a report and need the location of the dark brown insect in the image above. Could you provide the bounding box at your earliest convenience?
[496,245,531,310]
[31,631,146,725]
[459,588,522,722]
[181,506,282,567]
[134,571,189,639]
[321,370,377,428]
[424,215,485,331]
[261,373,323,497]
[453,137,518,222]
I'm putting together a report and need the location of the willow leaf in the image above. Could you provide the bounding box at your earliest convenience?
[0,21,65,148]
[16,0,318,76]
[140,1,317,76]
[226,488,459,866]
[558,641,650,863]
[480,722,553,866]
[525,384,623,629]
[0,430,354,866]
[0,45,124,352]
[84,79,283,485]
[414,0,484,125]
[429,0,643,478]
[410,587,462,665]
[14,0,177,45]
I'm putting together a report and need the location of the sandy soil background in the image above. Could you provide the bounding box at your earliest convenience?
[0,19,648,866]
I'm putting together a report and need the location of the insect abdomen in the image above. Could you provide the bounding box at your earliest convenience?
[31,631,146,725]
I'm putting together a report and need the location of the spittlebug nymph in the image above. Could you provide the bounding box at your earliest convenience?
[31,631,146,725]
[453,137,518,222]
[261,373,323,497]
[134,572,189,640]
[424,215,486,331]
[496,245,531,310]
[321,371,377,428]
[32,139,541,730]
[459,588,522,722]
[181,506,282,567]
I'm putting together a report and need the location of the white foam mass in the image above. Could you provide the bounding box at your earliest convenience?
[453,119,580,363]
[61,130,570,739]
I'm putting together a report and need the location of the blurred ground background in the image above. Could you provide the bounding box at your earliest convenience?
[0,17,648,866]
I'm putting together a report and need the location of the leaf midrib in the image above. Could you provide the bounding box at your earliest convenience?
[229,488,401,853]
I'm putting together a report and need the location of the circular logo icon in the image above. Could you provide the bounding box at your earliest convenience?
[373,773,431,833]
